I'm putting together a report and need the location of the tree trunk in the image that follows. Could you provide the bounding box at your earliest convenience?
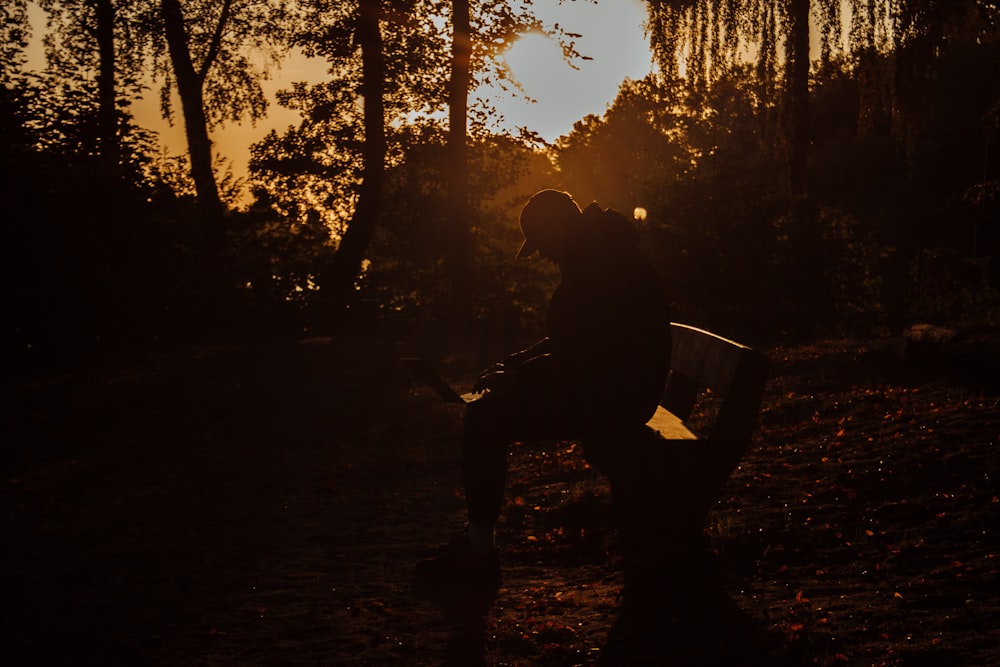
[319,0,386,310]
[94,0,118,171]
[446,0,473,315]
[785,0,810,197]
[161,0,224,241]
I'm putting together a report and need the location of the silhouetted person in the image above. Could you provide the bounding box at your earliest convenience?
[417,189,671,584]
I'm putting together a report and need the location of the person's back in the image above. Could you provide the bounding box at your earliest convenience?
[547,202,671,440]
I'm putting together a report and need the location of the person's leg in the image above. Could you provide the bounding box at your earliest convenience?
[462,357,563,545]
[416,394,519,585]
[417,365,559,583]
[462,394,517,554]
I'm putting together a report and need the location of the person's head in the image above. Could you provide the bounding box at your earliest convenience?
[517,189,582,264]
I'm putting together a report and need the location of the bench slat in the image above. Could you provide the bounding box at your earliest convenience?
[646,405,698,440]
[668,323,754,395]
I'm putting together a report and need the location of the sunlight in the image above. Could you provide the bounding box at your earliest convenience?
[473,0,652,141]
[502,29,568,98]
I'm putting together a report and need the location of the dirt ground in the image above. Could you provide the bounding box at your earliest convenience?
[3,329,999,666]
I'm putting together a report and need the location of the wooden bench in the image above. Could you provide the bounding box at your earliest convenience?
[617,323,769,578]
[648,322,769,495]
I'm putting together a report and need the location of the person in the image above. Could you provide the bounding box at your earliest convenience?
[417,189,671,585]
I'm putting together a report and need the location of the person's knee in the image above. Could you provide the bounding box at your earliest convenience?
[464,395,512,441]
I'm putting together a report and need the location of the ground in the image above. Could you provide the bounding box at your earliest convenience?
[2,330,999,666]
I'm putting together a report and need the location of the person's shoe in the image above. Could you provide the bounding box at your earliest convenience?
[415,531,501,588]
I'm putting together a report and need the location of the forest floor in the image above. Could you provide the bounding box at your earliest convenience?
[3,326,999,666]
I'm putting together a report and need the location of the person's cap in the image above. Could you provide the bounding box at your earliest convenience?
[517,189,581,258]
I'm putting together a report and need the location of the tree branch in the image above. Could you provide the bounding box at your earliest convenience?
[199,0,234,83]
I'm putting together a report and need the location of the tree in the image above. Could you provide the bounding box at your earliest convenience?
[94,0,118,169]
[1,1,29,87]
[317,0,387,309]
[443,0,559,310]
[34,0,293,231]
[443,0,592,314]
[256,0,443,309]
[644,0,830,195]
[249,0,579,315]
[446,0,473,313]
[37,0,149,171]
[159,0,225,233]
[0,0,31,162]
[248,0,464,308]
[149,0,294,248]
[784,0,809,196]
[555,75,688,214]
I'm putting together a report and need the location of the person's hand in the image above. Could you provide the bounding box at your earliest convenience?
[473,363,516,395]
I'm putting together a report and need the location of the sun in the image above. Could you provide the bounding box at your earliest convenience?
[502,29,568,98]
[473,2,652,141]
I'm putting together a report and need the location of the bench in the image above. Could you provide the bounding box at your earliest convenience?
[646,323,769,500]
[615,323,769,590]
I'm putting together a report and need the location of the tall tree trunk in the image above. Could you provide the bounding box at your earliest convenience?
[785,0,810,197]
[446,0,473,315]
[161,0,225,243]
[320,0,386,309]
[93,0,118,171]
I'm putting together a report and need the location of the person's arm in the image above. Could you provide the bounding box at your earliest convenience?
[506,337,552,367]
[472,338,553,394]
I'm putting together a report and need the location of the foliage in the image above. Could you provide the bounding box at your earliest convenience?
[1,1,30,87]
[229,192,338,309]
[552,58,993,340]
[247,0,576,308]
[142,0,295,129]
[38,0,146,95]
[363,122,560,334]
[626,0,1000,340]
[3,72,196,357]
[247,0,451,251]
[249,79,365,235]
[555,76,689,215]
[293,0,450,119]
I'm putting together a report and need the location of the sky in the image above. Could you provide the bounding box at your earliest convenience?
[477,0,653,140]
[27,0,654,176]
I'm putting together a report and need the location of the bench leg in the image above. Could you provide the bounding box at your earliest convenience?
[610,430,727,619]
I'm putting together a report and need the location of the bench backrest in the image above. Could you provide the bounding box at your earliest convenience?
[662,323,769,491]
